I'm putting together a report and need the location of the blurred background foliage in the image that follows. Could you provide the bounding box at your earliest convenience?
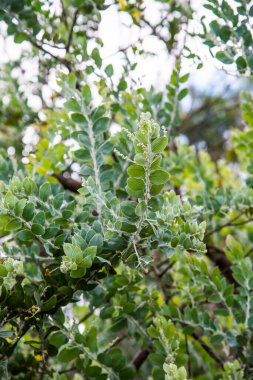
[0,0,251,165]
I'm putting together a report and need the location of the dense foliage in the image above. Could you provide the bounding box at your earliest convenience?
[0,0,253,379]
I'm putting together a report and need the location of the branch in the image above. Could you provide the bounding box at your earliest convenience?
[132,349,150,370]
[5,323,31,358]
[52,173,82,192]
[205,244,235,285]
[141,18,169,52]
[28,37,72,70]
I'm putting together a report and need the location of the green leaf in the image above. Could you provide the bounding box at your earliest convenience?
[82,84,91,106]
[151,156,162,170]
[63,243,82,259]
[91,48,102,68]
[183,237,192,249]
[98,348,126,371]
[135,201,147,216]
[236,56,247,73]
[39,182,51,202]
[178,88,188,101]
[237,6,246,15]
[134,154,146,165]
[14,199,27,217]
[4,192,16,209]
[68,73,76,89]
[121,201,138,217]
[100,305,114,319]
[126,187,144,198]
[210,334,225,345]
[84,246,97,260]
[58,345,81,363]
[64,98,80,112]
[23,178,37,195]
[14,32,28,43]
[150,184,164,196]
[6,219,22,231]
[149,353,165,366]
[118,79,127,91]
[88,234,103,248]
[248,54,253,70]
[92,105,106,121]
[70,267,86,278]
[43,226,59,239]
[127,164,145,178]
[49,332,68,348]
[127,178,145,191]
[85,367,102,377]
[22,202,35,222]
[226,235,244,261]
[85,326,97,352]
[53,193,64,209]
[0,265,8,277]
[179,73,189,83]
[219,25,231,42]
[31,223,45,236]
[71,113,87,124]
[210,20,220,35]
[221,1,236,23]
[41,295,57,312]
[105,64,114,77]
[120,222,137,233]
[151,136,168,153]
[74,148,90,161]
[216,51,233,65]
[16,230,34,241]
[93,117,109,134]
[171,237,179,247]
[150,170,170,185]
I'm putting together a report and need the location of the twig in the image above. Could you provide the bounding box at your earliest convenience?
[158,261,174,278]
[66,9,79,53]
[205,244,235,285]
[185,335,191,377]
[28,37,71,70]
[109,334,127,348]
[191,332,224,369]
[205,212,245,237]
[59,367,76,374]
[60,0,69,28]
[78,308,95,324]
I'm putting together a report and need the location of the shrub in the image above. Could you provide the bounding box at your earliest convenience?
[0,1,253,379]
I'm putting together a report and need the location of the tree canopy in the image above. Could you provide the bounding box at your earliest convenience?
[0,1,253,379]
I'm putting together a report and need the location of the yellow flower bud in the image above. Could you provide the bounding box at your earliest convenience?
[34,354,43,362]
